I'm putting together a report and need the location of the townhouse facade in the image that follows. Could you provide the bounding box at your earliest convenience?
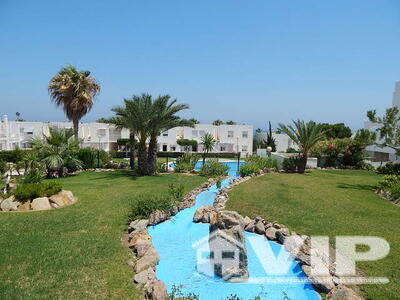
[0,116,253,156]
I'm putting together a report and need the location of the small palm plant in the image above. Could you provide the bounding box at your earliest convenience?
[278,120,325,173]
[201,133,216,165]
[48,65,100,141]
[31,128,82,177]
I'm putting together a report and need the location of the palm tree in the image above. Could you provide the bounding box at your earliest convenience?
[146,95,191,175]
[201,133,215,165]
[48,65,100,141]
[278,120,325,174]
[212,120,224,126]
[225,120,236,125]
[30,127,82,177]
[189,118,200,124]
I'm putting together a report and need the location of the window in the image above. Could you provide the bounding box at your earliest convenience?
[228,131,234,138]
[222,251,235,259]
[242,145,248,152]
[242,131,248,138]
[162,131,168,137]
[199,130,205,137]
[97,129,107,137]
[220,146,226,152]
[162,145,167,151]
[170,146,176,151]
[192,130,198,137]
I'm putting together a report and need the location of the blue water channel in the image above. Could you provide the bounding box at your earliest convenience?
[148,162,319,300]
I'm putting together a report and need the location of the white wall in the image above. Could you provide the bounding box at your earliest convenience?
[254,132,298,152]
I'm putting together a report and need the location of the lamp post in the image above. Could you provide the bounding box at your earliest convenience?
[236,137,240,173]
[267,146,272,157]
[97,135,102,168]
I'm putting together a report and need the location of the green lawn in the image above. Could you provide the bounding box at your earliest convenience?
[0,171,205,299]
[227,170,399,300]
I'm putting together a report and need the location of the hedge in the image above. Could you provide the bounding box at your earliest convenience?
[0,149,35,163]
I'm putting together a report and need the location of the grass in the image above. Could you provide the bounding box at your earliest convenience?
[0,171,206,299]
[227,169,399,300]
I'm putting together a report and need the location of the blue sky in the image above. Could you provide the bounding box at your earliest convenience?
[0,0,399,131]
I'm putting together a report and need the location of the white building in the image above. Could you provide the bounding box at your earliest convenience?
[158,124,253,156]
[0,116,253,156]
[364,81,400,162]
[254,132,298,153]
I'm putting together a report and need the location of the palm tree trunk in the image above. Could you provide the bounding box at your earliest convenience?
[73,119,79,141]
[298,153,307,174]
[147,135,158,175]
[202,151,206,165]
[129,132,135,170]
[137,134,147,175]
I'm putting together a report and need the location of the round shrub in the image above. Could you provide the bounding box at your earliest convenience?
[239,163,260,177]
[199,161,229,177]
[282,157,298,173]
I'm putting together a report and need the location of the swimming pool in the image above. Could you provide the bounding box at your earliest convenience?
[149,162,319,299]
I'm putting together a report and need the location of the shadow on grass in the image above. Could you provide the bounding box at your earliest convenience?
[337,183,376,191]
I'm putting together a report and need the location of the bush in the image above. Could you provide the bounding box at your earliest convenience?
[199,161,229,177]
[13,180,63,202]
[156,161,168,173]
[109,150,128,159]
[157,152,238,159]
[174,153,199,173]
[239,163,260,177]
[128,194,172,220]
[246,155,279,170]
[282,157,298,173]
[20,168,43,184]
[286,147,298,153]
[0,159,7,175]
[77,148,110,169]
[0,149,33,163]
[168,183,184,203]
[42,181,62,196]
[377,175,400,190]
[389,184,400,199]
[377,162,400,175]
[13,183,45,202]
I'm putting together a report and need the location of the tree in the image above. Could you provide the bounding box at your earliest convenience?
[15,112,25,122]
[319,123,352,139]
[201,133,215,165]
[255,128,262,133]
[48,65,100,141]
[212,120,224,126]
[31,127,82,177]
[367,107,400,155]
[226,120,236,125]
[189,118,200,124]
[265,121,277,152]
[278,120,325,174]
[146,95,191,175]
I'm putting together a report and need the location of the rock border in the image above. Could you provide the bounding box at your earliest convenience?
[0,190,78,212]
[126,178,219,300]
[200,169,364,300]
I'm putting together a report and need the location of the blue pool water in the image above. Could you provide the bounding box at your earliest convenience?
[148,162,319,300]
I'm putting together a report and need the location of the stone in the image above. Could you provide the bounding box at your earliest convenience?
[254,221,266,234]
[17,201,31,212]
[49,190,77,207]
[128,233,151,249]
[209,210,248,282]
[31,197,52,211]
[133,267,156,284]
[302,265,335,293]
[193,205,216,223]
[243,216,252,227]
[50,202,60,209]
[265,227,278,240]
[327,285,362,300]
[276,230,286,244]
[284,234,306,253]
[135,243,152,257]
[144,279,168,300]
[148,210,169,225]
[128,219,149,234]
[244,221,255,233]
[0,195,20,211]
[135,253,160,273]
